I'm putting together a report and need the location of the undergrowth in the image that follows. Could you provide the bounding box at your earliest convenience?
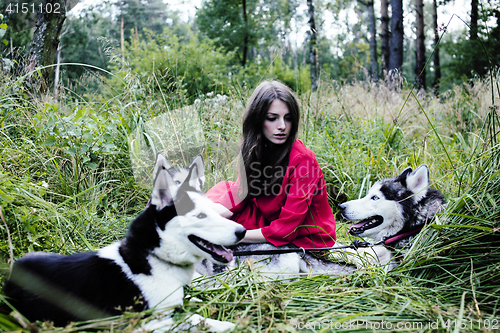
[0,66,499,332]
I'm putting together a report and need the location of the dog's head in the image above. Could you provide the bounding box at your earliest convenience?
[151,154,205,198]
[128,154,246,267]
[339,165,441,241]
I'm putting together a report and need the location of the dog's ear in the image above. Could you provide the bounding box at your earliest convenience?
[396,167,412,182]
[187,155,204,191]
[151,155,176,210]
[152,154,172,181]
[405,164,430,202]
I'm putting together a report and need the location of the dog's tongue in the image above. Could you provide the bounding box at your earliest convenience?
[212,245,233,262]
[349,220,370,230]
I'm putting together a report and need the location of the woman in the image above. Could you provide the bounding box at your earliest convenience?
[207,80,336,248]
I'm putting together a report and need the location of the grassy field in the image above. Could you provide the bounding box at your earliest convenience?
[0,69,499,332]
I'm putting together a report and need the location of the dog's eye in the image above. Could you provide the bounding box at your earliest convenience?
[174,180,181,185]
[196,213,207,219]
[371,195,379,201]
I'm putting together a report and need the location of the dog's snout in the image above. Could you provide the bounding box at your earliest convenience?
[235,228,246,241]
[338,203,346,211]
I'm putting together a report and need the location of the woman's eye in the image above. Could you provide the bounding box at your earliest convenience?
[266,117,276,121]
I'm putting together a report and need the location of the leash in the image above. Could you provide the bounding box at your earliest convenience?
[232,239,383,257]
[232,225,424,257]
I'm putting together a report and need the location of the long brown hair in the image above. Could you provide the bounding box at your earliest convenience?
[240,80,300,199]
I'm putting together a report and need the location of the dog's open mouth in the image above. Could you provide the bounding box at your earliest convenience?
[188,235,233,263]
[349,215,384,235]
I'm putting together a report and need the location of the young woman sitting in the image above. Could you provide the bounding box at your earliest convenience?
[207,80,337,249]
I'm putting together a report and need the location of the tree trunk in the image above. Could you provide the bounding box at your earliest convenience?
[241,0,248,67]
[432,0,441,93]
[470,0,478,40]
[28,0,67,92]
[415,0,426,90]
[388,0,403,78]
[367,0,378,80]
[380,0,390,73]
[307,0,318,92]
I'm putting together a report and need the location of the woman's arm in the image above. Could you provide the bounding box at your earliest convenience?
[242,229,267,243]
[211,203,233,218]
[260,155,324,246]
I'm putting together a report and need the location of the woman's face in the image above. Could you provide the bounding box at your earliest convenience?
[262,99,292,145]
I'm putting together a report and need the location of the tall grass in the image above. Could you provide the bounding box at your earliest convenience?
[0,66,499,332]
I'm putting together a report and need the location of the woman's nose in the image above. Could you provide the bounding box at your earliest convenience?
[277,117,286,130]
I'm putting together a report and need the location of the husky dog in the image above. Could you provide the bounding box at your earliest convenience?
[339,164,445,269]
[195,242,356,278]
[4,154,246,331]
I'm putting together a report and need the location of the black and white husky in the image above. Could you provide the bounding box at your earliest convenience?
[4,154,246,331]
[339,164,445,269]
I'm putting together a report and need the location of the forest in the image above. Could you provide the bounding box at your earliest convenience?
[0,0,499,331]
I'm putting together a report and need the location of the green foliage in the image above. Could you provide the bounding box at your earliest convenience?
[0,14,6,44]
[441,32,500,88]
[196,0,257,66]
[196,0,299,67]
[235,55,311,94]
[108,27,235,103]
[35,102,122,183]
[59,7,114,83]
[107,28,312,103]
[0,3,36,60]
[117,0,171,41]
[0,14,15,71]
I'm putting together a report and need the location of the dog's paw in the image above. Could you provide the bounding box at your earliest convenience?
[141,317,175,332]
[141,314,235,332]
[188,314,236,332]
[203,318,236,332]
[335,245,397,271]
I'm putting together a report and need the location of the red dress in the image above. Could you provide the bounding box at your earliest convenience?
[205,140,337,248]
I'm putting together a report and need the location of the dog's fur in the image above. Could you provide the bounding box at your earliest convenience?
[3,154,245,331]
[338,164,445,269]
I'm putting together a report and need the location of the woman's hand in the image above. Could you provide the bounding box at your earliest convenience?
[210,203,267,243]
[242,229,267,243]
